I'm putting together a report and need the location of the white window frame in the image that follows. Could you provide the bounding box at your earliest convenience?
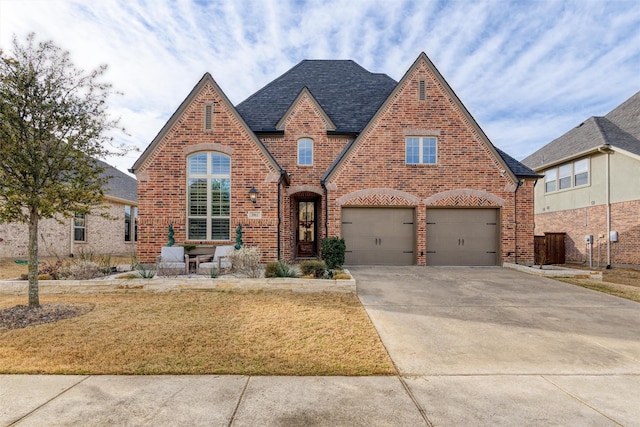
[297,138,313,166]
[74,213,86,242]
[187,152,231,241]
[544,158,590,193]
[406,137,437,164]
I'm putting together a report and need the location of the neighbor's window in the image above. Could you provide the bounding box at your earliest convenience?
[544,169,557,193]
[124,205,138,242]
[558,164,572,190]
[406,137,437,164]
[544,158,590,193]
[574,158,589,186]
[74,213,86,242]
[298,138,313,166]
[187,152,230,240]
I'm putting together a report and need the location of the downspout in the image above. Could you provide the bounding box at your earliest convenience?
[320,179,329,239]
[514,179,522,265]
[598,145,612,268]
[277,170,285,261]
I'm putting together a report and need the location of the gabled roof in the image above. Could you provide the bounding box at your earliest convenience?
[323,53,533,182]
[236,60,397,133]
[131,73,282,174]
[522,90,640,170]
[98,160,137,203]
[276,87,336,131]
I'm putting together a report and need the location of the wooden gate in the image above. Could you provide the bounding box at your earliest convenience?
[534,232,565,265]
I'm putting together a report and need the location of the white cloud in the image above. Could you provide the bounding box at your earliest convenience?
[1,0,639,174]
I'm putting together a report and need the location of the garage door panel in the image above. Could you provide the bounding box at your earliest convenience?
[342,208,415,265]
[427,209,499,266]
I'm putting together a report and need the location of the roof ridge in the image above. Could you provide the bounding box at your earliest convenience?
[590,116,610,146]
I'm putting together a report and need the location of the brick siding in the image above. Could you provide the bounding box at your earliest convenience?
[135,58,535,265]
[0,200,136,258]
[534,200,640,266]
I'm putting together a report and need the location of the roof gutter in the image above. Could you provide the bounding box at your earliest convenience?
[530,145,613,172]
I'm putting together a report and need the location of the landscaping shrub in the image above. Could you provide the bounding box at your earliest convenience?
[265,261,298,278]
[137,264,157,279]
[38,260,64,280]
[300,260,326,278]
[321,237,345,270]
[65,260,102,280]
[228,246,262,278]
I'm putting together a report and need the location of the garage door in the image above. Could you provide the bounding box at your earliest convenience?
[342,208,415,265]
[426,208,499,266]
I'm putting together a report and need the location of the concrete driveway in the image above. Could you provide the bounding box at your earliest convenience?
[351,266,640,426]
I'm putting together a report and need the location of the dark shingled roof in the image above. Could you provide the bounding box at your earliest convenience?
[522,91,640,170]
[494,148,540,178]
[98,160,137,203]
[235,60,397,133]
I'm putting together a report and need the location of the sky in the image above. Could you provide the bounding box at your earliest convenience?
[1,0,639,176]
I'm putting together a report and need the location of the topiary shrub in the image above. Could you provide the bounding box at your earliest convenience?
[300,260,326,278]
[321,237,346,270]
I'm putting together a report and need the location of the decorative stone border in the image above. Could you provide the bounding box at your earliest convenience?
[504,263,603,281]
[0,270,356,295]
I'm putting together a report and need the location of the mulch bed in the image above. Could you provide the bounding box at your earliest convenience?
[0,304,94,330]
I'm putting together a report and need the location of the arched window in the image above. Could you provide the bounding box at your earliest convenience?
[298,138,313,166]
[187,152,231,240]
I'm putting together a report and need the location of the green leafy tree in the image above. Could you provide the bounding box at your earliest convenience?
[0,34,124,306]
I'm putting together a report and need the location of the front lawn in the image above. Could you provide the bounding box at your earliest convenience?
[0,291,396,376]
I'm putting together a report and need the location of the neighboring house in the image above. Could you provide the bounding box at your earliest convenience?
[131,53,538,266]
[522,91,640,267]
[0,161,138,258]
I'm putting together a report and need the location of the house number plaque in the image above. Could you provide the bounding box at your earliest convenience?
[247,211,262,219]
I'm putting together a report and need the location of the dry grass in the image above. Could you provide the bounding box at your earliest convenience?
[557,264,640,303]
[556,278,640,303]
[565,263,640,288]
[0,291,396,376]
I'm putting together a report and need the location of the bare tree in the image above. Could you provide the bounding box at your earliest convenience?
[0,33,125,306]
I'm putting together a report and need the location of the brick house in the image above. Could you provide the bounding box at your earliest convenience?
[522,91,640,267]
[0,161,138,258]
[131,53,538,266]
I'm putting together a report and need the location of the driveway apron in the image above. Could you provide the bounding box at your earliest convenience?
[352,266,640,426]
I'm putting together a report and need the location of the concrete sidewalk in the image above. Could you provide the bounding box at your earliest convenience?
[1,375,427,426]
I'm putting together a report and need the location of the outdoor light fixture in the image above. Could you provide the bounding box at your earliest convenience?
[249,187,258,204]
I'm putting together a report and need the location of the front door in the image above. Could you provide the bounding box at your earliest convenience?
[297,200,317,257]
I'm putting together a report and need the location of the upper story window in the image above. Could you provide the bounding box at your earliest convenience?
[545,168,557,193]
[125,205,138,242]
[74,213,86,242]
[187,152,231,240]
[298,138,313,166]
[406,137,437,164]
[544,158,589,193]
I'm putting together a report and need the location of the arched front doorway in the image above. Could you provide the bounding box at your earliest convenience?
[294,195,319,258]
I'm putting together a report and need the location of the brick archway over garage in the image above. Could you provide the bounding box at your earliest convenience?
[337,188,420,207]
[424,189,505,207]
